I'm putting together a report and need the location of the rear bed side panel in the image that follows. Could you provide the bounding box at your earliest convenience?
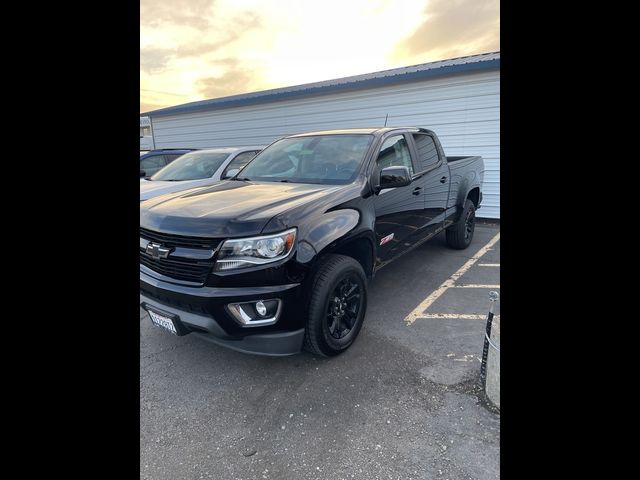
[445,156,484,222]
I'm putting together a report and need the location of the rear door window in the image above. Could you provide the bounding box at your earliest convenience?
[411,134,440,171]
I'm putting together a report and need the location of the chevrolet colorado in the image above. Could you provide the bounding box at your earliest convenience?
[140,127,484,356]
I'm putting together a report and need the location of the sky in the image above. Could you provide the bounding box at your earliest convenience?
[140,0,499,113]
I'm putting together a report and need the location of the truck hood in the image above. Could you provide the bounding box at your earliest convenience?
[139,178,215,201]
[140,180,346,238]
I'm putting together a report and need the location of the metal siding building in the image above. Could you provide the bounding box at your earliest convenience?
[144,52,500,218]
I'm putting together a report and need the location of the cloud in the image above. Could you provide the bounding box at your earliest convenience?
[196,58,255,99]
[174,13,261,56]
[140,0,216,29]
[140,48,173,74]
[393,0,499,61]
[141,6,265,111]
[140,8,263,74]
[141,0,500,113]
[140,101,168,114]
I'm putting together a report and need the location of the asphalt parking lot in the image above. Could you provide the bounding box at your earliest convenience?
[140,224,500,480]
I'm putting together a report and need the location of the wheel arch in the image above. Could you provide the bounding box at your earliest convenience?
[466,186,481,208]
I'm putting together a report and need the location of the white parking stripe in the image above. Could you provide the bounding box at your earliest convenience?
[420,314,500,320]
[404,232,500,324]
[479,263,500,267]
[453,284,501,289]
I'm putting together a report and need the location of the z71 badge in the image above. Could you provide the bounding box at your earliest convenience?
[380,233,394,246]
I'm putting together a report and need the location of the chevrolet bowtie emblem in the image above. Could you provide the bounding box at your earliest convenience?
[146,242,171,259]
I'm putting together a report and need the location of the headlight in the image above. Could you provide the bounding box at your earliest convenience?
[215,228,296,271]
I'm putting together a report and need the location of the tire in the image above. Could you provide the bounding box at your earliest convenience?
[446,199,476,249]
[303,254,368,357]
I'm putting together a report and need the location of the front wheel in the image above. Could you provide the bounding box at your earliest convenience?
[303,254,368,356]
[446,199,476,249]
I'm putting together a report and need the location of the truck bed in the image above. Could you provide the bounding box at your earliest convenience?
[445,155,484,213]
[447,155,483,172]
[446,155,481,163]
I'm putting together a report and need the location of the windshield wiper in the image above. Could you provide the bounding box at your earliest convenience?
[279,179,290,183]
[233,176,251,181]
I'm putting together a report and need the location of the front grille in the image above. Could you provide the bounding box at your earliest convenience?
[140,255,212,283]
[140,228,221,283]
[140,227,221,250]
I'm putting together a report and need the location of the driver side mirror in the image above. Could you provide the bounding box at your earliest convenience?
[223,168,240,179]
[140,169,146,177]
[376,166,411,192]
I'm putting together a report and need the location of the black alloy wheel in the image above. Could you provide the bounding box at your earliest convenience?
[327,276,362,339]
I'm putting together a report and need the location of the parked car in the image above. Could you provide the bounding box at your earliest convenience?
[140,149,194,177]
[140,147,264,202]
[140,128,484,357]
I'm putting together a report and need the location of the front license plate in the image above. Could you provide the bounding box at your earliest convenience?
[147,308,179,335]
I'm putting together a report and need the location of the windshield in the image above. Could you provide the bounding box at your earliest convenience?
[237,135,373,184]
[151,151,231,181]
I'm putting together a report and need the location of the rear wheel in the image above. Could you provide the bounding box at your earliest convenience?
[303,254,367,356]
[446,199,476,249]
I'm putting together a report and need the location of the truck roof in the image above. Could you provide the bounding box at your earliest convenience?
[288,127,428,137]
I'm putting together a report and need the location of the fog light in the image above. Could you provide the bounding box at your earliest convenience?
[226,299,282,327]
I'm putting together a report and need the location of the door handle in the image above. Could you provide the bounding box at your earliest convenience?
[440,176,447,183]
[412,187,422,196]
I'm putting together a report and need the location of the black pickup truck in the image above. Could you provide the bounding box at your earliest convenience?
[140,127,484,356]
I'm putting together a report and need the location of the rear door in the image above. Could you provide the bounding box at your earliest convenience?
[407,132,450,237]
[373,133,430,265]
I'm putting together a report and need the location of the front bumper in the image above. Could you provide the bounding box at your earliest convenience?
[140,270,306,356]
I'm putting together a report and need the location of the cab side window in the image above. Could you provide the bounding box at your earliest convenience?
[411,134,440,171]
[222,151,259,177]
[140,155,165,176]
[376,135,413,175]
